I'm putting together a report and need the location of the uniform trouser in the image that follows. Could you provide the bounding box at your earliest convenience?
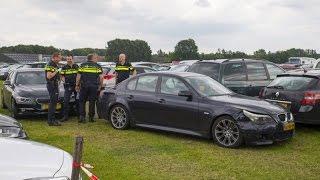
[79,85,98,118]
[63,85,78,118]
[47,82,59,123]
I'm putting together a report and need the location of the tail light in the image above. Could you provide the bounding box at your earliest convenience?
[300,91,320,106]
[259,88,265,98]
[104,74,115,80]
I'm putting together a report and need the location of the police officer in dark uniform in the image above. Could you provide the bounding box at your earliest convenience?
[76,53,103,123]
[60,54,79,122]
[115,53,136,85]
[45,52,62,126]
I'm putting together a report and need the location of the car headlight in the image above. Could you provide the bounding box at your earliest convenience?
[24,177,69,180]
[15,96,35,104]
[0,126,21,138]
[243,110,275,124]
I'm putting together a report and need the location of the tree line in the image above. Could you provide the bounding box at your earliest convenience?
[0,39,319,64]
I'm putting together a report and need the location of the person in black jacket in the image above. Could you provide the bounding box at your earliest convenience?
[76,53,103,123]
[45,52,62,126]
[60,54,79,122]
[115,53,136,85]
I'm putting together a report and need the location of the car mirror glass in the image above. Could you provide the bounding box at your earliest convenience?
[178,90,193,100]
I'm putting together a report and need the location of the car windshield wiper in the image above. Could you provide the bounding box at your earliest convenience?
[267,85,284,89]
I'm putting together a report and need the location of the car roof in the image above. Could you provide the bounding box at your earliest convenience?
[197,59,270,64]
[138,71,206,77]
[25,62,47,65]
[278,69,320,78]
[14,68,44,72]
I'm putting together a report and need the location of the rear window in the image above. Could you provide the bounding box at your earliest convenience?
[267,76,318,91]
[187,62,220,80]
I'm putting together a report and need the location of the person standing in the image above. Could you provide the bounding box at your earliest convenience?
[115,53,136,85]
[76,53,103,123]
[60,54,79,122]
[45,52,62,126]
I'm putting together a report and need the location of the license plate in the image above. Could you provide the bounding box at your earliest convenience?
[42,103,61,110]
[283,122,295,131]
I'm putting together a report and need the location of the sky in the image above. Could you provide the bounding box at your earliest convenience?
[0,0,319,54]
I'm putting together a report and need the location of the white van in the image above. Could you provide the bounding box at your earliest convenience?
[288,57,317,68]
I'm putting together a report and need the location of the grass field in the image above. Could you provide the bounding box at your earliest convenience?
[1,86,320,179]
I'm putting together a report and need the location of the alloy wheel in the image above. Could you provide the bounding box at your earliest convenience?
[214,119,240,147]
[110,106,127,129]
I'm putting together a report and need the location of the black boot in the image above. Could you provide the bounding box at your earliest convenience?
[79,116,86,123]
[60,116,68,122]
[89,117,95,123]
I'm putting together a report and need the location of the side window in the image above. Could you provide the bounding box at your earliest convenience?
[136,75,158,92]
[246,63,268,80]
[316,62,320,69]
[223,63,246,81]
[160,76,189,95]
[187,63,220,80]
[127,78,137,90]
[266,64,285,80]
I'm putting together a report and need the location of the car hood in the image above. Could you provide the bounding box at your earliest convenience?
[15,84,64,98]
[207,94,285,115]
[0,138,71,179]
[0,114,20,127]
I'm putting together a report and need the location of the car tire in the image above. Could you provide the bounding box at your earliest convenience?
[212,116,243,148]
[10,98,19,119]
[0,90,7,109]
[109,104,130,130]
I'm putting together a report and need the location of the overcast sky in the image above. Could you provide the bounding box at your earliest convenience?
[0,0,319,54]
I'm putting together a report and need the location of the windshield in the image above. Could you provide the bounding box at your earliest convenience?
[187,62,220,80]
[268,76,317,91]
[288,58,301,64]
[185,76,232,96]
[15,71,46,85]
[170,64,188,72]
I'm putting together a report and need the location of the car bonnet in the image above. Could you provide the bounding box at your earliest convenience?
[0,138,65,179]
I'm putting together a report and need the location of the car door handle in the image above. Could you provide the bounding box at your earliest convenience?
[127,95,134,100]
[158,98,166,103]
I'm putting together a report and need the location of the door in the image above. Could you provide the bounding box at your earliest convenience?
[125,75,160,125]
[246,62,269,96]
[222,62,248,95]
[3,72,15,107]
[155,76,199,130]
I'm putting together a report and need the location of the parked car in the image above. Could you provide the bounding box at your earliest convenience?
[102,65,156,88]
[98,72,294,148]
[1,68,71,118]
[0,64,22,80]
[313,59,320,69]
[259,70,320,124]
[169,64,191,72]
[0,64,11,80]
[187,59,285,96]
[131,62,162,70]
[0,114,27,138]
[179,60,199,65]
[280,57,317,71]
[0,138,73,179]
[21,62,47,68]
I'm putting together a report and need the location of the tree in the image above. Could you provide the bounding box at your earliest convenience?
[174,39,199,60]
[253,49,267,59]
[106,39,152,62]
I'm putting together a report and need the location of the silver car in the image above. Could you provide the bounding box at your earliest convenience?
[0,138,73,179]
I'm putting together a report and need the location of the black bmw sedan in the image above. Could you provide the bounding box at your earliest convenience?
[0,68,71,118]
[99,72,294,148]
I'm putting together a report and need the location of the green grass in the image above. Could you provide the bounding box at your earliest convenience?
[1,83,320,179]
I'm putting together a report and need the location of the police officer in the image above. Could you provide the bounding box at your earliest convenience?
[60,54,79,122]
[76,53,103,123]
[45,52,62,126]
[115,53,136,84]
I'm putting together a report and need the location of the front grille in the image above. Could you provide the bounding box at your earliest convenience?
[36,98,49,104]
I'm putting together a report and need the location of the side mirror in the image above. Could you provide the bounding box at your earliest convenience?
[3,80,10,85]
[178,90,193,100]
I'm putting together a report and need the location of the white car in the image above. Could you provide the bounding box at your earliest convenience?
[313,59,320,69]
[0,138,73,180]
